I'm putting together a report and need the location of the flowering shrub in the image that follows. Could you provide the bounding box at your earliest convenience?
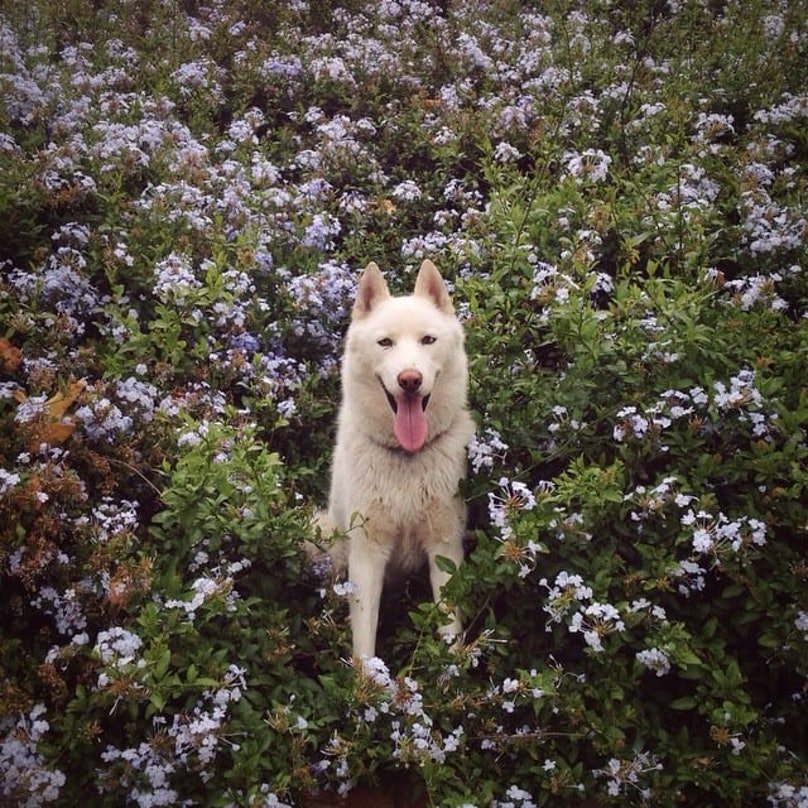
[1,0,807,805]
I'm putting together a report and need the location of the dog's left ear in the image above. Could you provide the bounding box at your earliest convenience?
[414,259,454,314]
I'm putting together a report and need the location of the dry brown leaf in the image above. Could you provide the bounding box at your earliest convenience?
[45,380,86,420]
[0,337,22,372]
[24,379,87,451]
[32,421,76,450]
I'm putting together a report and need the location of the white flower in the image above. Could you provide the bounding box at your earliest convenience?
[636,647,672,677]
[493,141,522,163]
[502,677,520,694]
[153,252,200,305]
[94,626,143,668]
[0,704,66,803]
[333,580,355,597]
[692,527,714,553]
[0,468,21,495]
[563,148,612,183]
[391,180,422,201]
[467,428,508,474]
[795,611,808,640]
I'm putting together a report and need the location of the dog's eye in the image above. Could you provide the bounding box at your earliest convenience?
[377,337,393,348]
[420,335,437,345]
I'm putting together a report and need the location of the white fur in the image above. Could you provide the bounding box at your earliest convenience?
[318,259,475,660]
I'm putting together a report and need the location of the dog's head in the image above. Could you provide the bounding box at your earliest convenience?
[343,260,468,453]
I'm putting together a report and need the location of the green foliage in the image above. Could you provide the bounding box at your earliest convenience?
[0,0,806,805]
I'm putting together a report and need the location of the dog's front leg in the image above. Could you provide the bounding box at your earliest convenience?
[348,539,387,660]
[427,534,464,642]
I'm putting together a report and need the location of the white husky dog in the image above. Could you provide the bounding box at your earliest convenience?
[318,259,475,660]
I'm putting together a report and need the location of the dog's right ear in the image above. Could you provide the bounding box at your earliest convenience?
[353,262,390,319]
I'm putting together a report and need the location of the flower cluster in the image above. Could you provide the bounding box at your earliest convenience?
[163,574,241,621]
[0,705,66,806]
[593,751,663,798]
[94,626,145,683]
[488,477,537,536]
[682,508,767,560]
[538,572,624,651]
[563,148,612,184]
[613,369,778,452]
[467,428,509,474]
[100,666,247,805]
[635,647,672,677]
[286,260,357,368]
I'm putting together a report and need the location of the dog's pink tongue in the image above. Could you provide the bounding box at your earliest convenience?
[393,395,428,452]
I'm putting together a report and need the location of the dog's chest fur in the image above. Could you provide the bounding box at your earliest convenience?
[329,410,473,567]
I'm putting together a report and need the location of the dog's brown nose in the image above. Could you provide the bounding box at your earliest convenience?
[397,369,422,393]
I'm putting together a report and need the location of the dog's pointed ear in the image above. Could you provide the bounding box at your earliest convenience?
[353,262,390,319]
[414,259,453,314]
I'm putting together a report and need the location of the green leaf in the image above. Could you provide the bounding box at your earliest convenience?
[149,692,166,712]
[757,632,780,649]
[154,647,171,678]
[434,555,458,575]
[678,650,702,667]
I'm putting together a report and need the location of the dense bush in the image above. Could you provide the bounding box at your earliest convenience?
[1,0,806,804]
